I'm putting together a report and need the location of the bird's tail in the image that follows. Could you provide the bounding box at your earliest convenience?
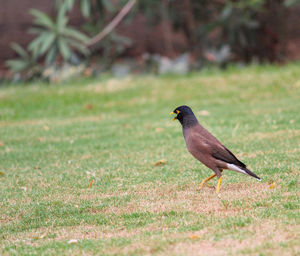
[227,163,261,181]
[241,167,261,181]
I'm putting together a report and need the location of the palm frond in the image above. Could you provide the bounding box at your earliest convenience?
[67,39,90,56]
[11,43,29,59]
[62,27,90,42]
[30,9,54,29]
[5,59,30,72]
[58,38,72,61]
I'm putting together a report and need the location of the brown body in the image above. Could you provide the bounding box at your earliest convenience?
[183,124,242,178]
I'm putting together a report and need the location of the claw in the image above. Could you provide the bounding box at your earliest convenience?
[198,174,216,191]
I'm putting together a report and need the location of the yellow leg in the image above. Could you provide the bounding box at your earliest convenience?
[198,174,216,190]
[216,177,222,193]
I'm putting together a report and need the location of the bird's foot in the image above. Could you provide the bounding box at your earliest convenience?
[197,183,214,191]
[197,174,217,191]
[197,184,204,191]
[206,183,214,188]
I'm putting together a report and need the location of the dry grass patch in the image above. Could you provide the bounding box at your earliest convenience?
[162,221,299,256]
[85,77,137,94]
[3,225,135,245]
[99,181,270,217]
[5,220,297,255]
[0,115,104,128]
[247,129,300,141]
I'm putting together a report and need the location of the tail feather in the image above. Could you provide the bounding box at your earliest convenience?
[227,163,261,181]
[241,167,261,181]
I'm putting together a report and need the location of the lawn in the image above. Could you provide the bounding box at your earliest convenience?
[0,63,299,255]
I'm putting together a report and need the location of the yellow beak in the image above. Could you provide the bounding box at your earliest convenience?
[170,110,179,121]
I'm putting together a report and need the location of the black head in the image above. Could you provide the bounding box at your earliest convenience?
[171,105,198,127]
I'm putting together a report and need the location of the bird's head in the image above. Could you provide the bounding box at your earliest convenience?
[170,105,196,126]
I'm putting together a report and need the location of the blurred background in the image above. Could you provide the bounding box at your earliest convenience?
[1,0,300,82]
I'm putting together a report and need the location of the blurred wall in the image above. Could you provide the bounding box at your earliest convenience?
[284,5,300,60]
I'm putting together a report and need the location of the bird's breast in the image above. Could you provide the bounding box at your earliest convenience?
[183,130,197,153]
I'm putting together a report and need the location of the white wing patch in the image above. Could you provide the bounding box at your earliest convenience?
[227,163,247,175]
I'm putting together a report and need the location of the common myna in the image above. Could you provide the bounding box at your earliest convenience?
[170,105,261,193]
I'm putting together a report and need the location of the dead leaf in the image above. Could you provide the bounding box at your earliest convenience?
[43,125,50,131]
[0,141,3,147]
[84,68,93,77]
[0,171,4,176]
[198,110,210,116]
[89,179,95,188]
[85,104,94,110]
[81,154,91,160]
[40,233,47,239]
[154,159,166,166]
[68,239,78,244]
[189,234,200,240]
[32,233,47,240]
[155,127,164,133]
[38,137,45,142]
[269,182,276,189]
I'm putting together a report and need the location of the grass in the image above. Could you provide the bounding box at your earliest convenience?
[0,63,299,255]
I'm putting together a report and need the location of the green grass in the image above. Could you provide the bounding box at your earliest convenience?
[0,63,299,255]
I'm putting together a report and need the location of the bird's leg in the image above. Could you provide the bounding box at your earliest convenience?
[198,174,216,190]
[216,177,222,193]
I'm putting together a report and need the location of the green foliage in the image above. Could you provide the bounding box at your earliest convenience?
[209,0,266,61]
[56,0,92,17]
[135,0,288,62]
[284,0,300,7]
[78,0,131,63]
[5,44,35,72]
[6,1,91,78]
[5,43,41,78]
[56,0,118,20]
[29,8,89,64]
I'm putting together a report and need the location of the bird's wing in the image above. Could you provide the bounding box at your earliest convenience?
[210,144,246,168]
[192,125,246,168]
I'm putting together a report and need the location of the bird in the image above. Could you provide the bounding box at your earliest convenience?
[170,105,261,193]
